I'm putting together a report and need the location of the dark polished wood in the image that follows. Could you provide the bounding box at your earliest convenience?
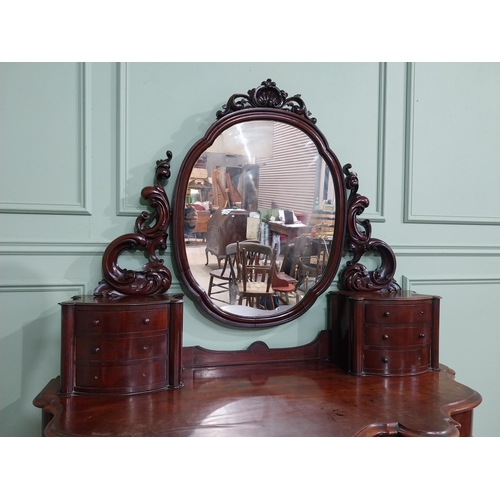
[341,164,400,293]
[59,294,184,396]
[94,154,174,297]
[34,332,481,437]
[329,290,440,376]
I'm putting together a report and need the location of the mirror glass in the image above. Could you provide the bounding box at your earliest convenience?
[183,120,336,318]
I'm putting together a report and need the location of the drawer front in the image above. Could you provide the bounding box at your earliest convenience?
[74,308,167,335]
[364,325,431,347]
[75,360,167,392]
[363,346,430,375]
[365,302,432,325]
[76,334,167,362]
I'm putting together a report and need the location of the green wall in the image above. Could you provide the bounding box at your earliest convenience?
[1,62,499,436]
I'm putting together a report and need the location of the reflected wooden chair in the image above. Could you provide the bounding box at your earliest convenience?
[236,242,277,310]
[297,239,329,292]
[272,269,297,305]
[280,234,310,285]
[207,242,238,304]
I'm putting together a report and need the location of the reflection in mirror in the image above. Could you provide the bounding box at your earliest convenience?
[183,120,335,317]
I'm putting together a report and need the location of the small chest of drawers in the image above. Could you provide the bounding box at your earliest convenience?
[59,294,183,396]
[328,291,440,376]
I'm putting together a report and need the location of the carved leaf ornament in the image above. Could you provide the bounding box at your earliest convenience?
[93,153,173,297]
[340,164,400,293]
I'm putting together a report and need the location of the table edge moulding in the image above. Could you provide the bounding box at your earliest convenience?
[32,78,482,437]
[33,331,482,437]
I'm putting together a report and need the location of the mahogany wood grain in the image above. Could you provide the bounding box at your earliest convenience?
[329,291,440,376]
[59,295,184,396]
[34,333,481,437]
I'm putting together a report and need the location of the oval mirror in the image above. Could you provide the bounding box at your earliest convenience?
[172,80,346,327]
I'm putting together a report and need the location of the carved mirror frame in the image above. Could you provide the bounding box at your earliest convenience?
[171,80,348,328]
[93,79,400,329]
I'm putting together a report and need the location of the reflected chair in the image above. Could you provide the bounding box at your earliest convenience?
[272,269,297,305]
[207,242,238,304]
[236,242,277,310]
[280,234,311,280]
[297,238,329,292]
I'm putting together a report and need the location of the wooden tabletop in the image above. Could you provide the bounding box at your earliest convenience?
[34,360,481,437]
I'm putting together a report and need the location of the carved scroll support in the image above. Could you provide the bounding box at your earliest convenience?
[93,152,174,297]
[340,164,400,293]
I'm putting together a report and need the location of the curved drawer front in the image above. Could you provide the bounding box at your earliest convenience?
[74,308,167,335]
[364,302,431,325]
[363,346,430,375]
[76,334,167,362]
[364,325,431,347]
[75,360,167,393]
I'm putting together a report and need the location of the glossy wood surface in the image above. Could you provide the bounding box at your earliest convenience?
[329,291,440,376]
[59,295,184,396]
[34,333,481,437]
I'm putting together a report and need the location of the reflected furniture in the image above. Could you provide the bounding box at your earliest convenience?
[268,220,311,243]
[205,208,248,267]
[34,331,481,437]
[207,242,239,304]
[193,209,210,241]
[272,270,297,305]
[309,210,335,237]
[236,242,277,309]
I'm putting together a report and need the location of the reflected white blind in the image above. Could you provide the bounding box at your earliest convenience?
[257,121,317,215]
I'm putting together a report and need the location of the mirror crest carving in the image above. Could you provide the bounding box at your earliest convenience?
[216,78,317,124]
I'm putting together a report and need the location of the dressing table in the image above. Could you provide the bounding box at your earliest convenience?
[33,79,481,436]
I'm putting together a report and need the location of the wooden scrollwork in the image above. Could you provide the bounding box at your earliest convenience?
[340,164,400,293]
[93,152,173,297]
[216,78,317,123]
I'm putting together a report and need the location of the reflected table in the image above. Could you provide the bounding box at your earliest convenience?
[268,221,310,240]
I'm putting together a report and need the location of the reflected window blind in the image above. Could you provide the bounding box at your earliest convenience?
[257,121,317,215]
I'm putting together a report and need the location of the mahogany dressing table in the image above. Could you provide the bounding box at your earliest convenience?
[33,79,481,437]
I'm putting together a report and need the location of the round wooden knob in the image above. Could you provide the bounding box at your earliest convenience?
[92,347,100,354]
[383,311,390,317]
[420,310,424,315]
[382,357,388,363]
[92,319,100,325]
[143,345,149,350]
[419,333,425,338]
[143,318,150,324]
[382,334,389,340]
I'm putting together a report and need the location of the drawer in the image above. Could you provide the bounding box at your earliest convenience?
[365,302,431,325]
[364,325,431,347]
[74,308,168,335]
[76,334,167,362]
[75,360,167,392]
[363,346,430,375]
